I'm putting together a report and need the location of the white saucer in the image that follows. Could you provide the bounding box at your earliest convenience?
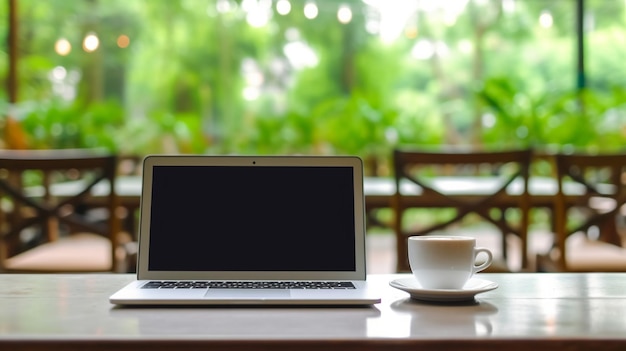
[389,277,498,302]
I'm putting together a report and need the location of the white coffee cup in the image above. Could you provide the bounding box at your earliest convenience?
[408,236,493,290]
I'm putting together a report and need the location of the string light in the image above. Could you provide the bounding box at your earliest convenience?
[304,1,318,19]
[539,10,553,28]
[82,32,99,52]
[276,0,291,15]
[117,34,130,48]
[337,5,352,24]
[55,38,71,56]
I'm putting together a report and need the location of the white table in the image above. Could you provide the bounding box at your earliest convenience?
[1,273,625,351]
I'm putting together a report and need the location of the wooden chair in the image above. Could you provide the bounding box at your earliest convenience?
[392,148,533,273]
[0,149,131,273]
[537,152,626,272]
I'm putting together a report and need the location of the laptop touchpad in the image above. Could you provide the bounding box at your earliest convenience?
[204,289,291,299]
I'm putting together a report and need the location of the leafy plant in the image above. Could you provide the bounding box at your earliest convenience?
[19,99,125,151]
[476,77,626,151]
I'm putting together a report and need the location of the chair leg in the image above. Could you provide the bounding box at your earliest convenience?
[395,234,409,273]
[597,216,622,247]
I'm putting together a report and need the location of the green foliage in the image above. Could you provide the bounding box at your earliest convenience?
[477,77,626,151]
[316,90,396,157]
[246,110,318,155]
[115,111,207,155]
[19,99,125,151]
[2,0,626,169]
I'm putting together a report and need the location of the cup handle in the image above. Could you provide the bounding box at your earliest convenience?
[473,247,493,273]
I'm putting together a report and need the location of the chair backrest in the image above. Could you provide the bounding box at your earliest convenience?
[0,149,121,272]
[392,148,533,272]
[550,152,626,271]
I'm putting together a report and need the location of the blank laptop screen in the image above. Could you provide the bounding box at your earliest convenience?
[147,165,357,272]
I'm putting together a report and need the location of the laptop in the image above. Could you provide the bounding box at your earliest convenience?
[109,155,381,305]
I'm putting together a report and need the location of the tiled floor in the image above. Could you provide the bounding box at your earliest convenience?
[365,228,554,274]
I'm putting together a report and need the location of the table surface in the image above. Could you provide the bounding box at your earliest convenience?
[86,175,573,195]
[1,273,625,351]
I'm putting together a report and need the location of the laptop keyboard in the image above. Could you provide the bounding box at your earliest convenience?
[142,281,356,289]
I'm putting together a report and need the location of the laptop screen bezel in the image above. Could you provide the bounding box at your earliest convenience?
[135,155,367,281]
